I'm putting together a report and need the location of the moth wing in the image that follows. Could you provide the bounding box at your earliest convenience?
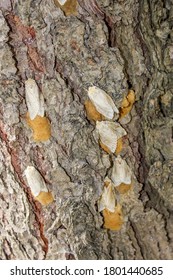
[88,86,119,119]
[25,79,40,120]
[94,95,114,119]
[111,121,127,139]
[57,0,67,5]
[111,156,131,186]
[98,197,105,212]
[96,121,118,153]
[104,184,116,212]
[38,94,45,117]
[105,94,119,115]
[24,166,48,197]
[98,184,116,212]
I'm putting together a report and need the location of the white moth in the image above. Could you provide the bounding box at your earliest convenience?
[98,177,116,212]
[111,156,132,187]
[24,166,48,197]
[57,0,67,5]
[96,121,127,153]
[25,78,45,120]
[88,86,119,120]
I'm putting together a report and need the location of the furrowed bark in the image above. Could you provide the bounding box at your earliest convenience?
[0,0,172,259]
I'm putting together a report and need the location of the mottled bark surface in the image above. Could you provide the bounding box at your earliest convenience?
[0,0,173,260]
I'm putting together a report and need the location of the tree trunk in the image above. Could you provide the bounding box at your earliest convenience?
[0,0,173,260]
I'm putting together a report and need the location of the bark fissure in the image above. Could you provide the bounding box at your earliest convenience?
[0,123,48,258]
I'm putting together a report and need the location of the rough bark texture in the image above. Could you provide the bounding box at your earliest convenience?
[0,0,173,260]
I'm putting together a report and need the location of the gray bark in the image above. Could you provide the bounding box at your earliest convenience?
[0,0,173,260]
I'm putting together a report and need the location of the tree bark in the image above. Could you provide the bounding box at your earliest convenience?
[0,0,173,260]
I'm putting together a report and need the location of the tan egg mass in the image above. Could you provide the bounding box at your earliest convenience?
[54,0,78,16]
[119,89,135,119]
[103,204,124,231]
[26,112,51,142]
[85,100,103,121]
[116,183,132,194]
[115,138,123,155]
[35,191,54,206]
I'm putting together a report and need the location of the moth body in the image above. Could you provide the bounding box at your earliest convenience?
[25,78,45,120]
[24,166,48,197]
[96,121,126,153]
[57,0,67,5]
[98,177,116,213]
[111,156,132,187]
[88,86,119,120]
